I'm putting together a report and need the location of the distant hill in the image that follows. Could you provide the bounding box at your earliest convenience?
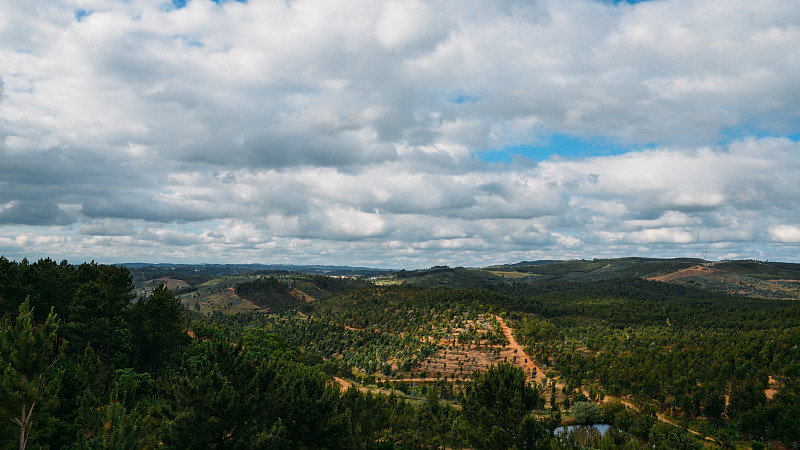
[385,258,800,301]
[505,260,561,267]
[492,257,705,279]
[395,266,502,288]
[125,263,394,287]
[647,260,800,300]
[713,260,800,280]
[128,258,800,303]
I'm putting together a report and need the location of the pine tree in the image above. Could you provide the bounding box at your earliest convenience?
[129,283,188,376]
[460,361,548,449]
[0,297,61,450]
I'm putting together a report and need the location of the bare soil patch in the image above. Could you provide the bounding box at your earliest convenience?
[333,376,354,391]
[494,315,551,385]
[396,314,567,395]
[488,271,532,279]
[146,277,190,289]
[648,265,719,282]
[403,315,509,380]
[292,288,315,302]
[765,375,780,400]
[182,287,260,315]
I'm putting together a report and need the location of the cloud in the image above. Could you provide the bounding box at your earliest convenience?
[0,200,76,226]
[79,219,140,236]
[768,225,800,243]
[1,0,799,266]
[625,228,695,244]
[623,211,697,231]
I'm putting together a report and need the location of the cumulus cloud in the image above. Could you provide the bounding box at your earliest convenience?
[768,225,800,243]
[1,0,799,266]
[0,200,76,226]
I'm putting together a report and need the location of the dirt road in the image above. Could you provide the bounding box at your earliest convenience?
[494,315,558,387]
[495,315,715,442]
[334,376,352,391]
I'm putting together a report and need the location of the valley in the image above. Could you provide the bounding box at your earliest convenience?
[160,257,800,448]
[2,256,799,448]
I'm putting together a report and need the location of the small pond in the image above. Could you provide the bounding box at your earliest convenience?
[556,424,612,435]
[555,424,634,447]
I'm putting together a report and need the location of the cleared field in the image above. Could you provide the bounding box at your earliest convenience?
[487,270,532,279]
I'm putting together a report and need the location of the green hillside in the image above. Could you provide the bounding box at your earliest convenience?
[2,256,799,448]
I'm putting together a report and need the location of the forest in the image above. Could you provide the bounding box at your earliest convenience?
[1,256,799,449]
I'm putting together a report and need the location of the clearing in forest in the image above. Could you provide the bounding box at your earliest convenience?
[647,265,719,281]
[494,315,553,386]
[396,314,509,381]
[182,286,260,315]
[389,314,558,390]
[647,264,800,299]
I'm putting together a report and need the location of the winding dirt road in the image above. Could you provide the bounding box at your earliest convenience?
[494,315,716,443]
[494,315,558,387]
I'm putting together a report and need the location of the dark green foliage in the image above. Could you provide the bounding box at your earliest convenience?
[128,266,216,286]
[460,361,548,449]
[0,257,86,321]
[3,256,800,448]
[160,338,279,448]
[234,277,300,310]
[394,266,503,289]
[497,277,800,329]
[296,274,371,296]
[572,401,601,425]
[127,263,391,284]
[714,260,800,280]
[76,401,142,449]
[0,298,62,449]
[159,335,359,449]
[497,257,704,280]
[240,328,298,362]
[67,264,135,367]
[128,284,189,375]
[648,422,703,450]
[338,387,391,448]
[512,302,800,444]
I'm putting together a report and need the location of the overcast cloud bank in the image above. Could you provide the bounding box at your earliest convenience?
[1,0,799,267]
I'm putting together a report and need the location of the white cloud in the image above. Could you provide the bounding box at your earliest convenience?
[625,228,695,244]
[768,225,800,243]
[1,0,799,266]
[374,0,439,51]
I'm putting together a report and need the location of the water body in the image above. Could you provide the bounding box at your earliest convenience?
[555,424,634,447]
[556,424,612,435]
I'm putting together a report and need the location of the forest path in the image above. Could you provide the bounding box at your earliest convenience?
[606,396,716,443]
[647,264,719,282]
[334,376,352,390]
[496,316,717,443]
[334,377,374,394]
[386,377,469,383]
[494,315,561,388]
[291,288,315,302]
[655,412,716,443]
[222,286,259,311]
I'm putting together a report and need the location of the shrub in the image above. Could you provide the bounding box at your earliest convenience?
[572,401,601,425]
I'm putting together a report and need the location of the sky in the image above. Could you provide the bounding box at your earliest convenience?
[1,0,799,268]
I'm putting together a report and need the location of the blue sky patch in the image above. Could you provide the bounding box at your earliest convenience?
[718,118,800,145]
[169,0,247,10]
[719,130,800,145]
[452,94,481,104]
[75,9,93,21]
[479,134,641,163]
